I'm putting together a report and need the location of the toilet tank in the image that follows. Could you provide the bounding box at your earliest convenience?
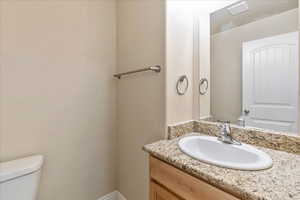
[0,155,44,200]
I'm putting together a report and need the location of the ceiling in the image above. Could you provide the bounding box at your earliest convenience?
[211,0,298,34]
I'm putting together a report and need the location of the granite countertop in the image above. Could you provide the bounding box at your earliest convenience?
[143,133,300,200]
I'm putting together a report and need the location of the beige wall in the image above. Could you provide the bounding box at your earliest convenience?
[166,1,195,124]
[0,1,117,200]
[116,0,166,199]
[211,8,299,122]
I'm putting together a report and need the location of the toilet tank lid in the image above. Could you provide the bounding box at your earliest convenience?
[0,155,44,183]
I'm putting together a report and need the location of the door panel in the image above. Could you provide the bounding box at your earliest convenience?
[243,32,299,132]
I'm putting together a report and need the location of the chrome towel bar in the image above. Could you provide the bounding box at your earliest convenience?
[113,65,161,79]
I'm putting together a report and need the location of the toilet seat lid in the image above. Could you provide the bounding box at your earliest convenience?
[0,155,43,183]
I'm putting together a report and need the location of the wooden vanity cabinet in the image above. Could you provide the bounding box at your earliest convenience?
[150,181,182,200]
[149,156,240,200]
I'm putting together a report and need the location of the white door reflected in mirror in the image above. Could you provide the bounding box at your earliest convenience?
[242,32,299,133]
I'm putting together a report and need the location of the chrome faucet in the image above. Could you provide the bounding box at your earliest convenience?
[217,122,241,145]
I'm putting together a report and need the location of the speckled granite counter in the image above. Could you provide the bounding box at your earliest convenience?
[143,133,300,200]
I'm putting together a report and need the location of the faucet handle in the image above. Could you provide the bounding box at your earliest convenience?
[217,121,231,129]
[217,121,241,145]
[217,123,224,129]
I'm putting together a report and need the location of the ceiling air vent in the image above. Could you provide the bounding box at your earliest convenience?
[227,1,249,15]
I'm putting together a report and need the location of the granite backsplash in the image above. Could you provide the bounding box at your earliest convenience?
[168,120,300,155]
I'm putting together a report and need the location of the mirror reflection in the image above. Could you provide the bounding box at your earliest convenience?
[204,0,299,133]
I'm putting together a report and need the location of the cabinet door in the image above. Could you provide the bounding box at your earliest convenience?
[150,181,182,200]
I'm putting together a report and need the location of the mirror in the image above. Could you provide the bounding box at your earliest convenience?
[203,0,299,134]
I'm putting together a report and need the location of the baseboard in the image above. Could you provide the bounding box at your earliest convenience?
[117,191,127,200]
[97,191,117,200]
[98,191,127,200]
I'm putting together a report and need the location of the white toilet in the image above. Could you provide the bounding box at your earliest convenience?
[0,155,44,200]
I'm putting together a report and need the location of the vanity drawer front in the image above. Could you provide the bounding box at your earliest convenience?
[150,181,182,200]
[150,156,240,200]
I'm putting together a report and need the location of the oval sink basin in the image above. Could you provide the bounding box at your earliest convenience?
[178,135,273,170]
